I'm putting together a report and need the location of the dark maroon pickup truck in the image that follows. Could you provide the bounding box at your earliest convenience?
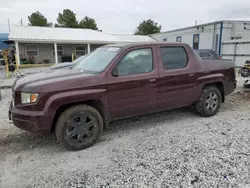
[9,42,236,150]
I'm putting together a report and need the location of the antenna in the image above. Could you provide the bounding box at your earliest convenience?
[195,18,200,30]
[195,18,198,27]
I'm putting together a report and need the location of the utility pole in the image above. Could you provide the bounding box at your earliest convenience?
[8,18,10,32]
[20,19,23,26]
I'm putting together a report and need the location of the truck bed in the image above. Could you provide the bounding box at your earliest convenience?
[201,59,235,71]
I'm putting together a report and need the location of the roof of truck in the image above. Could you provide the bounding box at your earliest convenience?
[104,42,189,48]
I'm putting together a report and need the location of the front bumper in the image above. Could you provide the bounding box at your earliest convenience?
[9,102,53,135]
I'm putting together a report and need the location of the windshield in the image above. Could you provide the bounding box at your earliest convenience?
[73,47,121,72]
[73,55,86,64]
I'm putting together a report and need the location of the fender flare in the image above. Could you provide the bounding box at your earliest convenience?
[196,73,225,97]
[197,73,225,86]
[43,89,108,114]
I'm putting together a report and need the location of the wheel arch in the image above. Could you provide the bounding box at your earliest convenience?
[202,82,225,103]
[51,99,108,133]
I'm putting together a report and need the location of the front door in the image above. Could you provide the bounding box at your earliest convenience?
[107,46,158,120]
[156,44,198,111]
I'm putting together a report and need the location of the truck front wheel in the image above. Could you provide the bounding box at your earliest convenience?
[55,105,103,151]
[195,86,222,117]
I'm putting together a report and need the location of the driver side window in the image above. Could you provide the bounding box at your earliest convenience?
[114,48,153,76]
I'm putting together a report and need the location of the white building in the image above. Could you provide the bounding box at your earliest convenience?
[151,20,250,56]
[7,25,156,65]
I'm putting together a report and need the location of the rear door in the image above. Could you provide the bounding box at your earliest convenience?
[156,44,198,111]
[107,46,159,120]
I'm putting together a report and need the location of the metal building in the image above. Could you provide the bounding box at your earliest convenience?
[150,20,250,56]
[222,39,250,67]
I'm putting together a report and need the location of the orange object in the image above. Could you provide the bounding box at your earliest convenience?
[30,94,38,103]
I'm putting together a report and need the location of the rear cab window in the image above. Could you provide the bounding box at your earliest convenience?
[159,46,188,70]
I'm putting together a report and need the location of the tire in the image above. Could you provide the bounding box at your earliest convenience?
[55,105,103,151]
[240,67,250,78]
[195,86,222,117]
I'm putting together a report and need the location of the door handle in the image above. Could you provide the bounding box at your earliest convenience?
[189,73,194,77]
[149,78,156,83]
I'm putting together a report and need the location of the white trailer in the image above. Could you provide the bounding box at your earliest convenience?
[151,20,250,57]
[222,39,250,67]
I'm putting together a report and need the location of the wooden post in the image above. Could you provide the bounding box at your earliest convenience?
[15,41,20,68]
[87,44,90,54]
[72,53,74,62]
[3,52,9,78]
[54,43,58,64]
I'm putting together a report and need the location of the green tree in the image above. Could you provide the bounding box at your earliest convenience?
[56,9,78,28]
[135,19,161,35]
[79,16,98,30]
[28,11,52,27]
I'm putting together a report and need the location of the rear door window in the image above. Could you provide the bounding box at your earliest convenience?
[160,46,188,70]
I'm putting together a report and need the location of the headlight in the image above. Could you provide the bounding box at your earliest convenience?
[21,92,39,104]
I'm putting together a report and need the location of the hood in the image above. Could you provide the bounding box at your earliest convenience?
[13,68,96,92]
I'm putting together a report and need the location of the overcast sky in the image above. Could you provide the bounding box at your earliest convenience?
[1,0,250,34]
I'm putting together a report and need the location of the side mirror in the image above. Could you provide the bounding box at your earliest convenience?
[112,67,118,77]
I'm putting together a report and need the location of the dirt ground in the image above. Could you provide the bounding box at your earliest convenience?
[1,77,250,188]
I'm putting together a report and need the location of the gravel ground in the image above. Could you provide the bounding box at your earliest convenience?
[1,76,250,188]
[0,66,51,78]
[0,67,51,88]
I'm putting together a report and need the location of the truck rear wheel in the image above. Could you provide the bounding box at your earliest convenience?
[195,86,221,117]
[55,105,103,151]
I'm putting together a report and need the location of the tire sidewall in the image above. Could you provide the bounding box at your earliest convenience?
[241,68,250,78]
[197,87,221,117]
[56,105,103,151]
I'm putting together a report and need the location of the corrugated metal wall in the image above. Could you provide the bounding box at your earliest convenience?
[222,41,250,67]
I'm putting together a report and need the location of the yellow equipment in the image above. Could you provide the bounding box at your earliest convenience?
[243,60,250,69]
[240,60,250,78]
[2,50,9,78]
[2,49,21,78]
